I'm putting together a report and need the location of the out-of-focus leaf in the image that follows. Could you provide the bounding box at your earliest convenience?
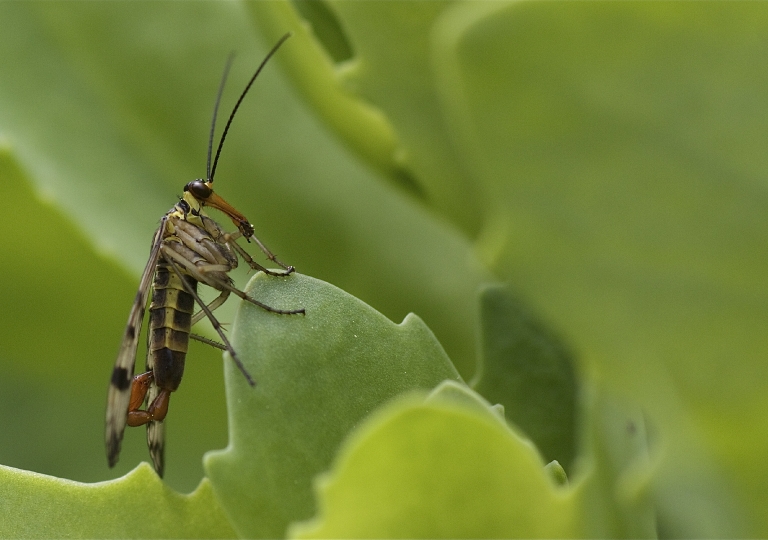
[473,284,578,472]
[427,4,768,534]
[572,388,657,538]
[247,0,485,234]
[290,382,572,538]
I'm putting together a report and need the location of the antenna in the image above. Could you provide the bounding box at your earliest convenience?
[206,52,235,182]
[208,32,292,183]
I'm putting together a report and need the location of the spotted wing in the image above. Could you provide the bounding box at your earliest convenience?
[145,363,166,477]
[105,218,167,468]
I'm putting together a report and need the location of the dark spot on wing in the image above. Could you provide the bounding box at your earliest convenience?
[148,424,165,477]
[111,367,132,391]
[133,289,145,305]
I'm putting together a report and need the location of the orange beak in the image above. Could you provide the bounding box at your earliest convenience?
[204,191,254,238]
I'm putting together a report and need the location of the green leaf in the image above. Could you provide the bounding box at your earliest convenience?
[243,1,403,186]
[544,460,568,487]
[204,273,462,538]
[290,381,572,538]
[246,1,486,234]
[473,284,578,472]
[264,2,767,535]
[572,388,657,538]
[0,463,236,538]
[425,5,767,534]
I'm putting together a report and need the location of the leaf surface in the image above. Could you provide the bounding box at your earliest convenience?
[205,273,461,538]
[0,463,236,538]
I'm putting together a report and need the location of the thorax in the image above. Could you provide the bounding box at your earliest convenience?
[160,195,239,278]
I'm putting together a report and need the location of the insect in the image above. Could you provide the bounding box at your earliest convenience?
[105,33,304,478]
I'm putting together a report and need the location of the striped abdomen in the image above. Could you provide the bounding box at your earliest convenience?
[148,261,196,391]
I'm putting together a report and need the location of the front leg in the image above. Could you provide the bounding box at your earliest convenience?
[229,240,295,276]
[203,216,294,275]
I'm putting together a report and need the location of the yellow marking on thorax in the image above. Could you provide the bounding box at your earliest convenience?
[176,191,208,229]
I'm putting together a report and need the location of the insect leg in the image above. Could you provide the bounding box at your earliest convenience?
[229,239,295,276]
[189,291,229,350]
[191,289,230,326]
[249,234,295,272]
[204,218,293,276]
[163,251,256,386]
[163,247,305,315]
[188,290,229,349]
[224,279,304,314]
[190,333,227,350]
[187,288,229,349]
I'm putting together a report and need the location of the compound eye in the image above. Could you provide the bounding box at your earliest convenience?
[184,180,212,200]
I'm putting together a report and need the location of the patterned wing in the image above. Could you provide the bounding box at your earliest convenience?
[145,397,166,476]
[105,218,166,468]
[145,355,166,477]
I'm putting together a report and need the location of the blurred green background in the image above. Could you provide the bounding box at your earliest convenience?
[0,1,767,536]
